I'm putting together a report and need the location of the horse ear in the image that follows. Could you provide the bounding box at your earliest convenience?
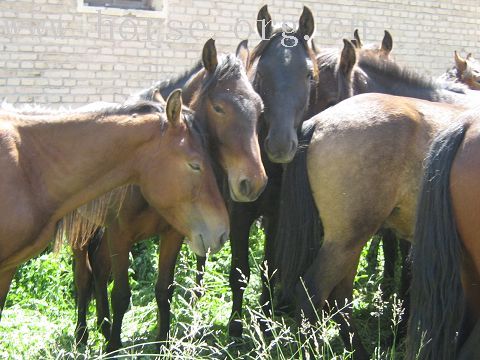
[455,51,467,72]
[202,38,218,73]
[381,30,393,54]
[166,89,183,127]
[236,40,250,68]
[152,89,166,105]
[467,53,473,60]
[339,39,356,76]
[353,29,363,48]
[257,5,272,39]
[298,6,314,39]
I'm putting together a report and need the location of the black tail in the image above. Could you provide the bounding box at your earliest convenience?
[407,122,467,360]
[275,119,323,299]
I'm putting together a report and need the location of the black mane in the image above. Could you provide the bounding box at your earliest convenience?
[158,61,203,98]
[130,54,244,106]
[196,53,244,98]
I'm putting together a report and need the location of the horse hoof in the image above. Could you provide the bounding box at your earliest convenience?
[228,319,243,338]
[75,326,88,346]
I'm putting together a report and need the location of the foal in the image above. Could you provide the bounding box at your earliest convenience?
[0,91,229,322]
[71,39,266,351]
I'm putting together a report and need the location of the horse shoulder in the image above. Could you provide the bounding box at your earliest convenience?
[0,122,43,263]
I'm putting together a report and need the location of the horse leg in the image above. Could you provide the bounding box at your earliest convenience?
[155,228,183,349]
[259,213,278,334]
[0,267,16,321]
[228,203,257,337]
[330,262,369,360]
[295,225,374,360]
[194,255,206,299]
[73,247,92,345]
[90,230,112,341]
[106,228,132,353]
[380,228,397,300]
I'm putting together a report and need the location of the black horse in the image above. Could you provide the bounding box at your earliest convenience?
[222,6,332,337]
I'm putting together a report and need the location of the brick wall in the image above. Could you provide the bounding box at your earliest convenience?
[1,0,479,106]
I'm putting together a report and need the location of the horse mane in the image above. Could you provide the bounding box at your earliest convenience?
[127,60,203,102]
[358,53,468,94]
[189,53,245,109]
[249,28,319,80]
[316,48,340,70]
[54,187,130,251]
[128,53,245,113]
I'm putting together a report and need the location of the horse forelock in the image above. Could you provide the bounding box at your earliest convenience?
[250,29,319,81]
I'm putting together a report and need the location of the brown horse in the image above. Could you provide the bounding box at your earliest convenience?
[274,38,480,356]
[351,28,393,60]
[407,111,480,360]
[71,38,266,351]
[274,94,471,359]
[225,13,409,339]
[439,51,480,90]
[0,91,229,323]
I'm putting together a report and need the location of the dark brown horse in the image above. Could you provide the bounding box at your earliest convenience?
[225,11,404,339]
[274,48,480,357]
[0,92,229,323]
[351,28,393,60]
[224,5,327,338]
[407,111,480,360]
[71,38,266,351]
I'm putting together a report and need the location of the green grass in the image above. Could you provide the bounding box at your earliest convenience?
[0,225,406,359]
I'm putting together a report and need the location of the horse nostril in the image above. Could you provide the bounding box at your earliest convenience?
[239,179,252,198]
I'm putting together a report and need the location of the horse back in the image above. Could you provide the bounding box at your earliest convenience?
[307,93,464,239]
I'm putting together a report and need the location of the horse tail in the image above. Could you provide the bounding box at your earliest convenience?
[407,122,467,360]
[275,118,323,300]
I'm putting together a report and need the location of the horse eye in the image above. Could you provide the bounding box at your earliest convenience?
[307,72,313,80]
[213,104,225,114]
[188,162,202,172]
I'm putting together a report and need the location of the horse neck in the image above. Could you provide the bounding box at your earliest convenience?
[354,61,480,106]
[16,113,162,218]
